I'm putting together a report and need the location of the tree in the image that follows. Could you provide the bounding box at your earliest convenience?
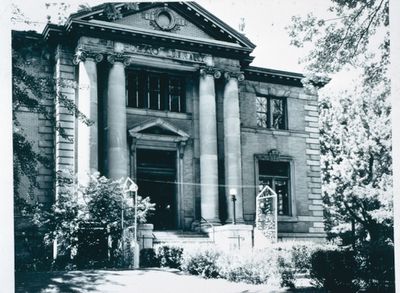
[288,1,393,288]
[287,0,391,244]
[35,173,154,268]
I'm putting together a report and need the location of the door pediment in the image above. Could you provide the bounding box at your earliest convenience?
[129,118,189,142]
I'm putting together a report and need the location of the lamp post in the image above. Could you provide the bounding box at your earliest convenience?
[123,177,139,269]
[230,188,237,225]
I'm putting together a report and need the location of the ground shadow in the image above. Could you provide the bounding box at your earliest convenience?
[15,270,126,292]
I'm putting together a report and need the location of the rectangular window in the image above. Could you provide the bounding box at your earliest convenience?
[127,71,186,113]
[258,161,290,216]
[256,96,287,129]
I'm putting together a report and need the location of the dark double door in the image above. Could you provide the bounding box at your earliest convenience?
[136,149,177,230]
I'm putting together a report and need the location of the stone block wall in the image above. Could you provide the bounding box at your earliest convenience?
[13,31,55,206]
[238,78,324,239]
[54,44,76,189]
[13,31,56,264]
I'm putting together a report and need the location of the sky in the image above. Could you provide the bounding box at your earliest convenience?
[11,0,333,73]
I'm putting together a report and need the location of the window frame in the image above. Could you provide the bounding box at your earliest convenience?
[256,95,288,130]
[126,70,186,113]
[254,155,296,218]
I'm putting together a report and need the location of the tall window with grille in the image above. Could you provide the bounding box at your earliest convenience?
[258,161,290,216]
[256,96,287,129]
[126,71,185,113]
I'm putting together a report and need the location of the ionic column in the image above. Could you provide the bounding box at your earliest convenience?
[223,72,245,223]
[74,50,103,183]
[106,54,131,180]
[199,67,221,224]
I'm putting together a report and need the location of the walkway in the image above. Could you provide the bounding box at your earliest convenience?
[16,268,321,293]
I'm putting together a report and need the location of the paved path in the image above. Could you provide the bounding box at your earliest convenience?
[16,268,320,293]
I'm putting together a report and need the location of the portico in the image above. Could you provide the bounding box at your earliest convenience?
[73,35,246,229]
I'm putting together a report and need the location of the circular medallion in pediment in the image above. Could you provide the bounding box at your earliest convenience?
[155,8,176,31]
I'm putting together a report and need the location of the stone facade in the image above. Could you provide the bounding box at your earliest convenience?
[13,1,326,251]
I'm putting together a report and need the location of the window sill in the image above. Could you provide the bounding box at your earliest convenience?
[126,107,192,119]
[242,127,309,137]
[278,215,298,222]
[254,127,291,136]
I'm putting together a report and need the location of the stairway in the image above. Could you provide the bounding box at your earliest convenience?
[152,230,214,245]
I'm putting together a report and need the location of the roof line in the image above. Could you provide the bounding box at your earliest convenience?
[245,65,304,79]
[187,2,256,49]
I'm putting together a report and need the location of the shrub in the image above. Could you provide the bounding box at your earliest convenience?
[140,248,159,268]
[217,250,278,285]
[155,245,183,269]
[276,251,295,288]
[357,241,395,291]
[180,245,221,278]
[310,248,359,292]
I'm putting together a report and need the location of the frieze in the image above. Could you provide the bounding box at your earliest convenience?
[76,42,208,64]
[123,44,207,63]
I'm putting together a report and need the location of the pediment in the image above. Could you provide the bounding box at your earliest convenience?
[129,118,189,142]
[69,2,255,49]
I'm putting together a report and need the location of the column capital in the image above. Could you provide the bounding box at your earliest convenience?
[107,53,131,67]
[73,50,103,65]
[199,66,222,79]
[224,71,245,82]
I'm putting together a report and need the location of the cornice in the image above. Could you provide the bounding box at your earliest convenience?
[244,66,305,88]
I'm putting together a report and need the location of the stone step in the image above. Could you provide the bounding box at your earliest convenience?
[152,230,213,245]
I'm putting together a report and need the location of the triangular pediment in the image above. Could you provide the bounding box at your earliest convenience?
[68,2,255,49]
[129,118,189,141]
[138,125,177,136]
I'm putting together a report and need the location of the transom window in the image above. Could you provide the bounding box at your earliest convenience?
[126,71,186,113]
[258,161,290,216]
[256,96,287,129]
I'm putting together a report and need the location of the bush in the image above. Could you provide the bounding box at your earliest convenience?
[140,248,159,268]
[217,250,278,285]
[357,241,395,291]
[155,245,183,269]
[277,252,295,288]
[180,245,221,278]
[310,248,359,292]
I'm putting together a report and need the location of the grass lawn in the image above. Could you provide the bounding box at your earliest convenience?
[15,268,325,293]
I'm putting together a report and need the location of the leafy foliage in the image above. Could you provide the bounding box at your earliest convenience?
[320,82,392,244]
[155,245,183,269]
[34,173,155,263]
[310,248,358,291]
[12,32,92,213]
[288,0,392,244]
[287,0,389,77]
[288,1,393,290]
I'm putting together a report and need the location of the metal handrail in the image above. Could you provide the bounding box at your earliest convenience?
[201,217,215,243]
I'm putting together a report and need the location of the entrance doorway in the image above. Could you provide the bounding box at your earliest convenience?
[136,149,177,230]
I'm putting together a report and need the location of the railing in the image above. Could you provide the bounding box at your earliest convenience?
[200,217,215,243]
[255,184,278,243]
[139,233,157,248]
